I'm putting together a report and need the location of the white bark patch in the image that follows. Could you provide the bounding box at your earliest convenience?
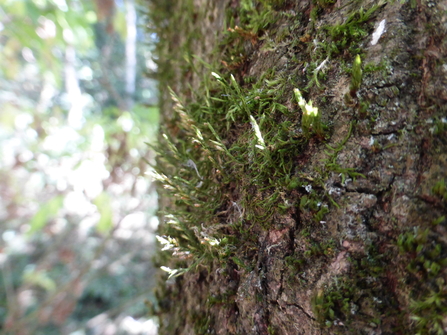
[371,19,386,46]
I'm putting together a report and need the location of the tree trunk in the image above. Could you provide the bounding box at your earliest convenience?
[125,0,137,110]
[147,0,447,334]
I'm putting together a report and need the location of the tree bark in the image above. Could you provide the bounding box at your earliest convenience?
[149,0,447,334]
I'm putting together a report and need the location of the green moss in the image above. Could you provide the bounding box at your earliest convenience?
[285,255,306,272]
[363,61,387,73]
[152,51,347,274]
[268,324,278,335]
[299,192,329,223]
[310,6,321,23]
[432,179,447,201]
[301,1,383,94]
[322,3,381,56]
[221,0,283,68]
[312,279,355,326]
[323,122,365,184]
[303,239,335,258]
[398,228,447,334]
[207,290,236,306]
[192,311,213,334]
[313,0,336,8]
[313,261,394,331]
[410,280,447,335]
[395,177,447,334]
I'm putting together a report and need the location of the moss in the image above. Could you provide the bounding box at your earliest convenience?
[330,3,381,51]
[285,255,306,272]
[312,280,355,327]
[395,176,447,334]
[312,242,399,333]
[153,0,357,291]
[207,290,237,306]
[322,122,365,184]
[432,179,447,201]
[313,0,336,9]
[397,227,447,334]
[268,324,278,335]
[192,311,214,334]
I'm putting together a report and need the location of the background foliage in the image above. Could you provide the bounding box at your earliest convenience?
[0,0,158,334]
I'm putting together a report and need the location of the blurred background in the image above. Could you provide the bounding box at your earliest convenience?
[0,0,159,334]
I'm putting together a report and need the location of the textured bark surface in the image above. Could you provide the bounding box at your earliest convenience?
[149,0,447,334]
